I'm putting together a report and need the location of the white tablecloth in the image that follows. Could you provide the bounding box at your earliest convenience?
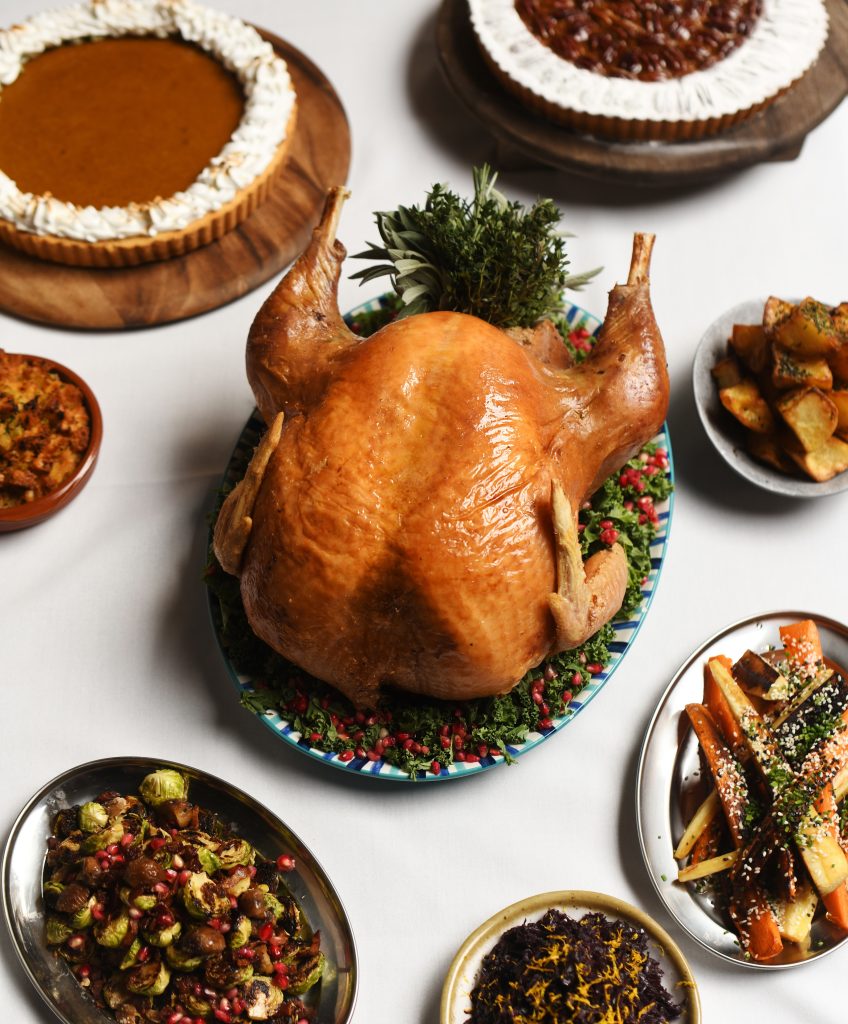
[2,2,847,1021]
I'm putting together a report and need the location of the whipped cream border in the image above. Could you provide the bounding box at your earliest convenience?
[469,0,828,124]
[0,0,296,242]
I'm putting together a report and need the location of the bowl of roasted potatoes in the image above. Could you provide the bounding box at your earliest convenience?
[694,296,848,497]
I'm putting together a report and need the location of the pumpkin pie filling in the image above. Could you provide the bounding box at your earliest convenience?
[0,37,245,208]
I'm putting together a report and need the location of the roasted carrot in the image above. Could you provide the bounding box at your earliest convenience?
[686,703,749,849]
[704,659,747,757]
[815,784,848,930]
[729,885,783,961]
[780,619,823,666]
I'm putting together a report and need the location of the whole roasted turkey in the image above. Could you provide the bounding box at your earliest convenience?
[214,188,669,707]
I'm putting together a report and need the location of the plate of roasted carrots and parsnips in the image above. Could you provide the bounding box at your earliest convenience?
[638,613,848,967]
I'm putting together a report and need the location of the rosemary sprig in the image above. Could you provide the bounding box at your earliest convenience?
[349,165,600,328]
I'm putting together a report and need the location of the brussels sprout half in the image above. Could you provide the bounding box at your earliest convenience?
[139,769,188,809]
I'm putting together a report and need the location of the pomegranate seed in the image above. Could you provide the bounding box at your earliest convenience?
[231,999,245,1016]
[354,746,366,758]
[276,853,296,873]
[419,745,430,755]
[439,724,451,736]
[452,736,464,751]
[219,922,231,933]
[538,717,553,730]
[172,854,184,869]
[366,750,381,762]
[539,703,550,716]
[165,868,178,881]
[477,744,489,757]
[67,934,85,949]
[463,753,480,764]
[577,522,585,533]
[619,474,629,486]
[218,998,231,1012]
[431,760,441,775]
[226,988,239,1000]
[92,903,106,921]
[544,665,558,681]
[77,964,91,978]
[137,946,150,962]
[237,947,255,960]
[229,896,238,909]
[563,689,573,702]
[599,518,613,529]
[120,832,134,847]
[638,513,648,524]
[148,837,167,851]
[166,1013,184,1024]
[396,731,410,742]
[634,479,646,492]
[106,843,119,856]
[157,912,174,928]
[352,730,364,742]
[440,736,451,749]
[531,689,543,705]
[579,652,587,664]
[309,731,322,743]
[571,672,582,687]
[268,942,283,958]
[587,663,603,674]
[248,866,257,877]
[111,853,125,866]
[178,870,192,886]
[154,882,170,896]
[258,923,274,943]
[338,750,354,762]
[455,751,466,762]
[208,918,222,931]
[273,971,289,989]
[128,907,143,920]
[623,500,634,510]
[213,1011,231,1023]
[600,527,619,544]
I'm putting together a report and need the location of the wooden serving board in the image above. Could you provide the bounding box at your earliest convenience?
[0,30,351,330]
[437,0,848,188]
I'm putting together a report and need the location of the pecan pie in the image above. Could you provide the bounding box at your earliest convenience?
[469,0,828,140]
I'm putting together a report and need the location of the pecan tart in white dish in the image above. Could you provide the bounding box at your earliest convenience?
[0,0,297,267]
[468,0,829,141]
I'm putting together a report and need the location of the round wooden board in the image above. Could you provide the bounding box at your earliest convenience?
[0,30,351,330]
[437,0,848,188]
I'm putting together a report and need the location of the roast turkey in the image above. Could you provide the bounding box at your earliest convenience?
[214,187,669,706]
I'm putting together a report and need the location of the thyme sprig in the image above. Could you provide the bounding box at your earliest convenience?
[350,165,600,327]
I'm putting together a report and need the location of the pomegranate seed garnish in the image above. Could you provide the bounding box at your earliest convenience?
[178,870,192,886]
[587,663,603,674]
[439,724,451,736]
[563,689,573,702]
[539,703,550,716]
[538,717,554,730]
[396,732,410,742]
[268,942,283,958]
[92,903,106,921]
[354,746,367,758]
[213,1011,231,1023]
[273,971,289,989]
[638,513,648,524]
[571,672,582,687]
[309,731,322,743]
[172,854,184,869]
[154,882,170,896]
[165,868,178,881]
[544,665,558,681]
[226,988,239,1000]
[166,1013,184,1024]
[338,750,354,762]
[430,760,441,775]
[105,844,119,856]
[157,913,175,928]
[128,907,143,920]
[238,947,255,960]
[440,736,451,749]
[229,896,238,909]
[148,837,167,851]
[531,689,543,705]
[455,751,466,762]
[208,918,222,931]
[452,736,464,751]
[67,934,85,949]
[366,750,381,762]
[77,964,91,978]
[599,518,613,528]
[477,744,489,757]
[419,745,430,755]
[219,922,231,933]
[258,923,274,943]
[463,753,480,764]
[218,997,231,1012]
[120,832,134,847]
[137,946,150,962]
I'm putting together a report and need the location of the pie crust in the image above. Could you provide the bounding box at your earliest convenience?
[468,0,829,141]
[0,0,297,267]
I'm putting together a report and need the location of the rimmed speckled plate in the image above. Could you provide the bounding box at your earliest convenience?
[2,757,358,1024]
[208,296,674,781]
[441,890,700,1023]
[637,610,848,968]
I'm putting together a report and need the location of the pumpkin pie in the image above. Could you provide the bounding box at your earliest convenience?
[0,0,297,267]
[468,0,829,141]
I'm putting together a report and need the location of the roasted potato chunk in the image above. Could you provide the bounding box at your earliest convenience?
[771,348,833,391]
[773,298,840,358]
[711,355,743,390]
[776,387,838,452]
[720,380,775,434]
[745,432,796,473]
[730,323,769,373]
[830,390,848,439]
[786,436,848,482]
[763,296,794,337]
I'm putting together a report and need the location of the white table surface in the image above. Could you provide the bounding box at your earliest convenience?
[2,2,847,1022]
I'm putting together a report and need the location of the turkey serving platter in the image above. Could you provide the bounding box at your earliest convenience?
[207,296,674,782]
[2,757,358,1024]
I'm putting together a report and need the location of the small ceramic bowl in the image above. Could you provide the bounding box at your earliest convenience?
[441,890,701,1024]
[0,354,102,532]
[693,298,848,498]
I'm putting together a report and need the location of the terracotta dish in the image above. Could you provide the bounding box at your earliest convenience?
[0,354,102,532]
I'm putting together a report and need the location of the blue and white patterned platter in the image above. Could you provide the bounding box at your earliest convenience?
[209,297,674,782]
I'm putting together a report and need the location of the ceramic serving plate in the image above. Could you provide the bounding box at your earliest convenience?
[693,298,848,498]
[0,353,103,532]
[208,296,674,782]
[441,890,701,1024]
[2,757,358,1024]
[637,610,848,969]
